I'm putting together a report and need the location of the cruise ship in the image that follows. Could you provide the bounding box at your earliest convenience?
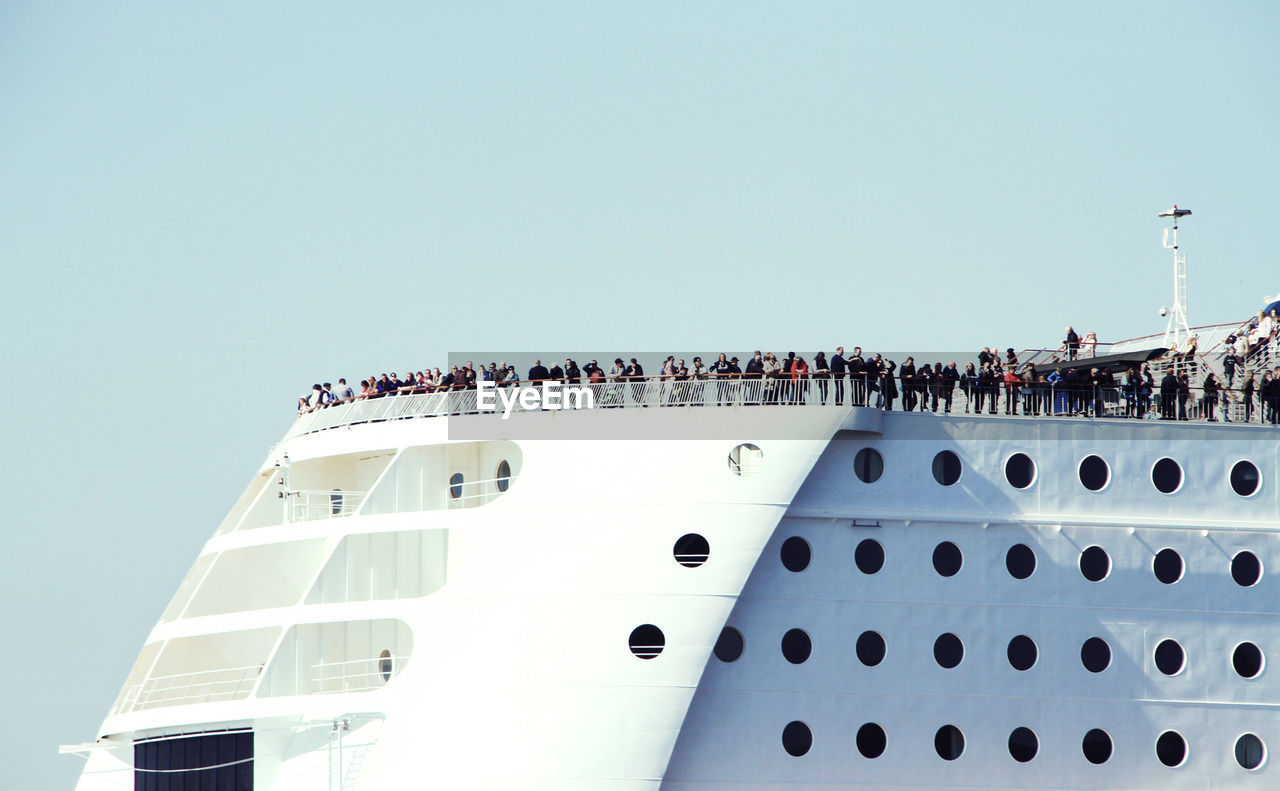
[67,216,1280,790]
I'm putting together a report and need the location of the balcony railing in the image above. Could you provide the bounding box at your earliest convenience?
[288,489,367,521]
[120,664,262,713]
[310,655,409,694]
[283,376,1280,438]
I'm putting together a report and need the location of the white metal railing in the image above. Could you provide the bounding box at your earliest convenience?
[445,475,515,508]
[310,655,409,694]
[124,664,262,712]
[288,489,367,521]
[282,376,1280,437]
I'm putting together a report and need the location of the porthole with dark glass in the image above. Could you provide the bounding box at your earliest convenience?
[1081,637,1112,673]
[629,624,664,659]
[782,629,812,664]
[1232,551,1262,587]
[495,459,512,492]
[934,633,964,669]
[1007,635,1037,671]
[855,539,885,575]
[935,725,964,760]
[1008,727,1038,763]
[1004,453,1036,489]
[856,723,886,759]
[1006,544,1036,580]
[1152,457,1183,494]
[1082,729,1113,764]
[378,649,392,682]
[673,533,710,568]
[1079,545,1110,582]
[1156,730,1187,767]
[714,627,744,663]
[782,721,812,757]
[1231,460,1261,497]
[854,448,884,483]
[1153,548,1184,584]
[1233,642,1263,679]
[449,472,464,499]
[1236,733,1266,770]
[932,450,962,486]
[856,631,886,667]
[1078,454,1110,491]
[780,536,811,572]
[1154,639,1185,675]
[932,541,962,577]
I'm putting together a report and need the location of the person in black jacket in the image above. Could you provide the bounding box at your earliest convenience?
[1202,373,1221,421]
[899,357,917,412]
[830,347,848,406]
[848,347,866,406]
[548,362,564,382]
[940,362,959,413]
[813,351,830,405]
[527,359,550,383]
[1177,372,1190,420]
[1159,372,1178,419]
[882,360,898,410]
[1065,326,1081,360]
[627,358,646,404]
[564,359,581,385]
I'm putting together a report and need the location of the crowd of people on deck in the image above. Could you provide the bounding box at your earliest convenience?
[296,313,1280,425]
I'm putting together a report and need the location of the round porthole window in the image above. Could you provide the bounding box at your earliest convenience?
[714,627,744,663]
[1231,460,1261,497]
[1232,551,1262,587]
[1006,544,1036,580]
[933,633,964,669]
[1080,637,1112,673]
[1236,733,1266,770]
[728,443,763,476]
[856,723,886,759]
[1153,548,1184,584]
[856,631,886,667]
[1154,639,1185,675]
[855,539,885,574]
[1078,455,1110,491]
[854,448,884,483]
[449,472,464,499]
[1082,728,1113,765]
[932,451,962,486]
[673,534,710,568]
[379,649,393,682]
[1079,546,1111,582]
[628,624,665,659]
[1156,731,1187,768]
[1007,635,1038,671]
[780,537,811,572]
[1004,453,1036,489]
[1233,642,1264,679]
[934,725,965,761]
[1008,727,1038,763]
[1152,457,1183,494]
[781,629,812,664]
[932,541,962,577]
[782,721,812,757]
[495,459,512,492]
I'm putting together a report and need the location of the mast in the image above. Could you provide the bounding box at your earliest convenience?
[1158,205,1192,350]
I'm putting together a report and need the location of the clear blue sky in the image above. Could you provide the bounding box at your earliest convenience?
[3,2,1277,786]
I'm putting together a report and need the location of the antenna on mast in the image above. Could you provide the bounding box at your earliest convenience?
[1157,205,1192,350]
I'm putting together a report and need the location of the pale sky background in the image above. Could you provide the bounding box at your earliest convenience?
[3,2,1278,786]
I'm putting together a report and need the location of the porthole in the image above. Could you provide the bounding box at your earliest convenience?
[628,624,664,659]
[856,631,886,667]
[932,450,962,486]
[1152,457,1183,494]
[1156,731,1187,768]
[495,459,512,492]
[855,539,884,574]
[854,448,884,483]
[1078,454,1110,491]
[1004,453,1036,489]
[1079,545,1111,582]
[378,649,392,682]
[782,721,812,757]
[1231,460,1261,497]
[780,537,811,572]
[1005,544,1036,580]
[933,633,964,669]
[1236,733,1266,770]
[449,472,464,499]
[1082,728,1113,764]
[932,541,962,577]
[856,723,886,759]
[714,627,744,663]
[781,628,812,664]
[1153,548,1184,585]
[1007,635,1038,671]
[728,443,763,476]
[1081,637,1112,673]
[673,533,710,568]
[1232,551,1262,587]
[935,725,965,761]
[1233,642,1264,679]
[1154,639,1185,675]
[1008,727,1038,763]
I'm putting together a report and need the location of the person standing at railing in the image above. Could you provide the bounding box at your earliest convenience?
[811,351,829,405]
[761,352,780,404]
[565,358,581,385]
[867,353,885,407]
[1003,367,1020,415]
[1158,372,1177,420]
[548,360,565,383]
[881,360,898,410]
[1223,350,1240,388]
[744,350,765,405]
[959,363,978,413]
[607,358,626,407]
[916,364,934,412]
[849,348,867,407]
[528,359,549,385]
[1262,371,1280,424]
[900,358,917,412]
[1176,372,1190,420]
[1065,326,1080,360]
[792,356,810,404]
[830,347,848,406]
[1241,371,1256,422]
[939,362,959,413]
[1201,373,1221,421]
